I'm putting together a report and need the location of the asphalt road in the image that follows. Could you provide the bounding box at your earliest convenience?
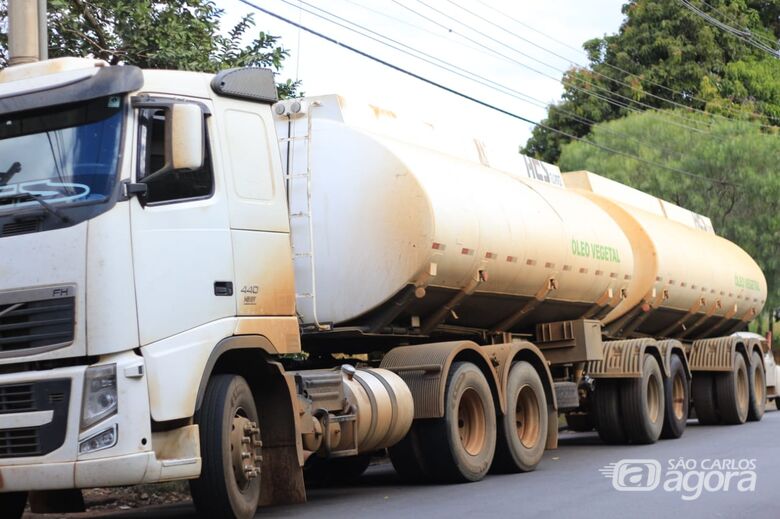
[37,406,780,519]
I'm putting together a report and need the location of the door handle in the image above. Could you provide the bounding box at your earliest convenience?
[214,281,233,296]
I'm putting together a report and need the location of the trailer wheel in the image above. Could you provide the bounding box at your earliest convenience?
[661,354,689,439]
[0,491,27,519]
[716,353,749,425]
[389,425,433,483]
[492,361,548,473]
[747,350,767,422]
[304,454,372,485]
[691,374,719,424]
[594,379,626,444]
[190,374,261,519]
[419,362,496,482]
[620,354,664,444]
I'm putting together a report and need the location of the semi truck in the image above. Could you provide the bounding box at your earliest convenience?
[0,57,770,519]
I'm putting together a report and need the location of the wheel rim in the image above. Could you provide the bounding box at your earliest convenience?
[457,388,486,456]
[646,373,661,423]
[515,384,541,449]
[230,408,261,491]
[737,364,749,412]
[672,374,685,420]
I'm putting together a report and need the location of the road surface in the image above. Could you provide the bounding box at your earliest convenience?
[26,407,780,519]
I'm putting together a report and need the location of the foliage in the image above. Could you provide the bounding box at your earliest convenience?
[522,0,780,163]
[0,0,301,98]
[558,109,780,313]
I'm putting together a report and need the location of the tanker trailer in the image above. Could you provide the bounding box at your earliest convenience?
[273,94,768,479]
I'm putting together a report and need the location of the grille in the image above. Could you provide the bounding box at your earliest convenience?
[2,220,40,237]
[0,427,40,457]
[0,379,70,459]
[0,383,35,413]
[0,297,75,355]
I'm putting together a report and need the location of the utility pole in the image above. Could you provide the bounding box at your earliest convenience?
[7,0,47,66]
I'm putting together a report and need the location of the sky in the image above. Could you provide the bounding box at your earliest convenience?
[215,0,627,150]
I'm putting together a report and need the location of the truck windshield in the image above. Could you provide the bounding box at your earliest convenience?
[0,95,123,214]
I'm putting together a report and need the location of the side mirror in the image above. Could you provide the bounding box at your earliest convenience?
[171,103,205,171]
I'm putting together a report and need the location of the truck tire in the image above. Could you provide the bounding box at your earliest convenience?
[417,362,496,482]
[594,379,626,444]
[190,374,261,519]
[661,354,689,439]
[304,454,372,485]
[747,350,767,422]
[620,354,665,444]
[716,353,749,425]
[691,373,719,425]
[389,426,433,483]
[492,361,548,473]
[0,491,27,519]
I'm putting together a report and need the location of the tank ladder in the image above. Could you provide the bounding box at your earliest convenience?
[280,101,328,331]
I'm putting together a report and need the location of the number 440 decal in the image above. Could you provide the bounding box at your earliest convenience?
[241,285,259,305]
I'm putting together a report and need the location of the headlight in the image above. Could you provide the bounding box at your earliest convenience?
[81,364,117,431]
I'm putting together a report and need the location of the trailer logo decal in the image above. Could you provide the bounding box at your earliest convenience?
[734,275,760,291]
[571,239,621,263]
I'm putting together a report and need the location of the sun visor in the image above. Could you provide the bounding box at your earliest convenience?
[0,65,143,116]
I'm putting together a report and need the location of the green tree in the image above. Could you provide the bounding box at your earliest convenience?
[558,109,780,314]
[522,0,780,163]
[0,0,301,98]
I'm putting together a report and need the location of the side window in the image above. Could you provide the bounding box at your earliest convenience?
[137,108,213,204]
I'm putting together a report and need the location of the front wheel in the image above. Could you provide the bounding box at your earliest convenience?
[190,374,262,519]
[492,361,548,473]
[0,492,28,519]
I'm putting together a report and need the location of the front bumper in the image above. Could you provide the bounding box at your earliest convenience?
[0,352,200,493]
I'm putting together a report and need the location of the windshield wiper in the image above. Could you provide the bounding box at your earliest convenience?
[0,162,21,186]
[1,192,69,223]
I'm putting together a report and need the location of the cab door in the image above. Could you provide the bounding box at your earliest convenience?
[214,99,295,319]
[129,98,235,345]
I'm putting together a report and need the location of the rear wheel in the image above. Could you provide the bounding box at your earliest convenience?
[747,350,766,422]
[417,362,496,482]
[190,374,262,519]
[692,373,719,425]
[0,492,27,519]
[492,361,548,473]
[661,354,689,439]
[716,353,749,425]
[594,379,626,444]
[621,354,665,444]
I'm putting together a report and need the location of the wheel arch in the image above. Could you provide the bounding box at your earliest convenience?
[194,336,306,506]
[380,340,504,419]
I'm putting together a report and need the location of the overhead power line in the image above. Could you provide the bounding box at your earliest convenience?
[678,0,780,58]
[444,0,776,129]
[471,0,776,124]
[235,0,731,186]
[281,0,698,164]
[395,0,711,135]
